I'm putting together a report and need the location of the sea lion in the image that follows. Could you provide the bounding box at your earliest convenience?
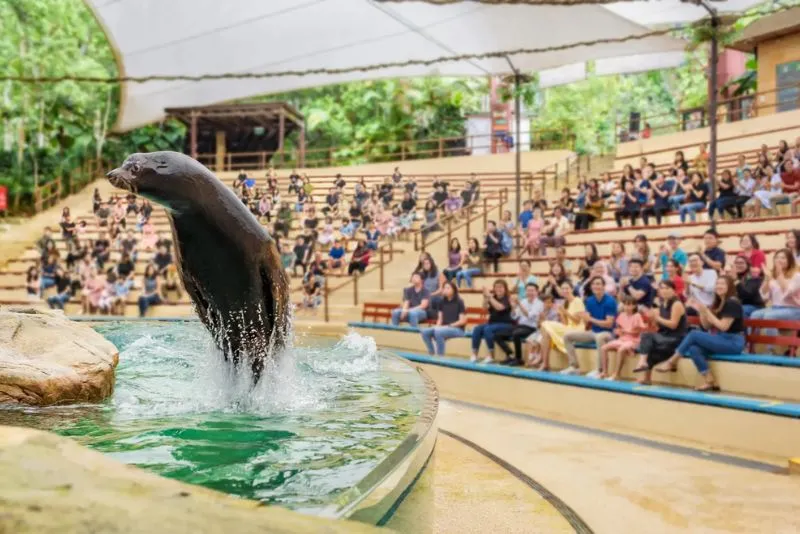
[107,151,290,381]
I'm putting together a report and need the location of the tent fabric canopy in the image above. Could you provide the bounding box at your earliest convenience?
[85,0,761,131]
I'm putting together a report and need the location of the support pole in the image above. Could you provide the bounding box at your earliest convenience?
[299,125,306,168]
[379,247,385,291]
[189,111,198,160]
[278,110,286,167]
[323,277,329,323]
[514,73,522,220]
[707,9,720,229]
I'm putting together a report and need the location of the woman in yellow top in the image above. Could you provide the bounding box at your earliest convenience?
[531,280,587,371]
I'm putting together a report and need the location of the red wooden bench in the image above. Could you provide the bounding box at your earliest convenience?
[361,301,488,325]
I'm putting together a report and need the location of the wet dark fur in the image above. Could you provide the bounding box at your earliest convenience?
[107,151,290,381]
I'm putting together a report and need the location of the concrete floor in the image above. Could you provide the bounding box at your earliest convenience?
[389,400,800,534]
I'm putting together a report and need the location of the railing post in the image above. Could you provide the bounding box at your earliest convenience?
[353,272,359,306]
[421,231,427,254]
[466,210,471,240]
[414,233,418,251]
[587,153,592,173]
[389,240,393,262]
[482,197,488,228]
[260,152,266,169]
[324,277,330,323]
[554,162,559,191]
[438,138,444,158]
[565,157,570,185]
[379,247,385,290]
[446,217,452,244]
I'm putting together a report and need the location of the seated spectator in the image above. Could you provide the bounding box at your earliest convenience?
[420,282,467,356]
[738,234,765,274]
[348,239,371,275]
[694,142,709,176]
[577,261,617,298]
[708,169,743,220]
[540,262,570,302]
[293,236,310,276]
[685,253,717,313]
[563,276,618,376]
[317,217,336,247]
[753,164,783,216]
[47,268,77,310]
[769,158,800,211]
[116,252,136,284]
[658,275,745,391]
[731,255,764,317]
[576,243,600,283]
[391,273,430,327]
[530,188,547,212]
[431,184,447,209]
[556,189,575,220]
[153,244,173,277]
[697,229,726,273]
[454,238,482,288]
[641,172,673,226]
[444,191,463,216]
[39,255,59,297]
[607,242,630,283]
[60,212,76,241]
[619,259,655,312]
[443,238,463,282]
[416,253,445,314]
[574,181,603,231]
[161,265,183,301]
[554,246,573,273]
[470,280,514,363]
[111,273,133,315]
[483,220,504,273]
[633,280,687,384]
[141,220,158,250]
[26,266,40,300]
[280,242,295,274]
[301,272,323,311]
[751,249,800,349]
[787,230,800,262]
[421,200,441,237]
[533,281,586,371]
[81,265,105,315]
[496,283,543,366]
[598,296,646,380]
[674,150,689,174]
[41,240,60,266]
[521,207,545,258]
[538,208,570,257]
[614,179,641,228]
[511,261,538,300]
[138,264,162,317]
[120,229,138,262]
[364,222,381,251]
[668,168,691,211]
[678,172,709,223]
[36,227,54,258]
[518,200,534,230]
[665,259,686,300]
[658,233,688,281]
[328,239,346,275]
[258,193,273,222]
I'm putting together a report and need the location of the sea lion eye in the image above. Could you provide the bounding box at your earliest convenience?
[130,162,142,174]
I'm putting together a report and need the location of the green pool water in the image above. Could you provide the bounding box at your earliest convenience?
[0,322,426,516]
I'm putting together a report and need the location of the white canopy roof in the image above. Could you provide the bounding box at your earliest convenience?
[85,0,762,131]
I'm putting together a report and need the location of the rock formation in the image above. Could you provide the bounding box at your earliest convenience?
[0,307,118,405]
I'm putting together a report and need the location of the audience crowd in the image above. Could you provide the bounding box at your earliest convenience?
[387,139,800,391]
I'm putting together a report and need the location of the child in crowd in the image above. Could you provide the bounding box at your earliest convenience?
[598,296,646,380]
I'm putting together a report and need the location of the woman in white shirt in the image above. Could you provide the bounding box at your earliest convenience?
[685,253,717,314]
[753,165,784,216]
[751,249,800,348]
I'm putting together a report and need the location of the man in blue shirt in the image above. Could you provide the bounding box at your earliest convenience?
[621,259,655,309]
[698,229,726,273]
[560,276,618,376]
[518,200,533,230]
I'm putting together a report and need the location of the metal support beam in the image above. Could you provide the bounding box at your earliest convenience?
[189,111,198,160]
[505,56,523,220]
[278,110,286,167]
[299,125,306,168]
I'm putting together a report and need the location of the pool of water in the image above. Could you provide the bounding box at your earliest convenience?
[0,321,427,516]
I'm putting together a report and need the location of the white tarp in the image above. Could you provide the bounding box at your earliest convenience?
[85,0,762,131]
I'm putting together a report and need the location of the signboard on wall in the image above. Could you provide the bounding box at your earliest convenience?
[777,61,800,113]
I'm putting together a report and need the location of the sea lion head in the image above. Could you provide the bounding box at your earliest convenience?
[107,151,202,213]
